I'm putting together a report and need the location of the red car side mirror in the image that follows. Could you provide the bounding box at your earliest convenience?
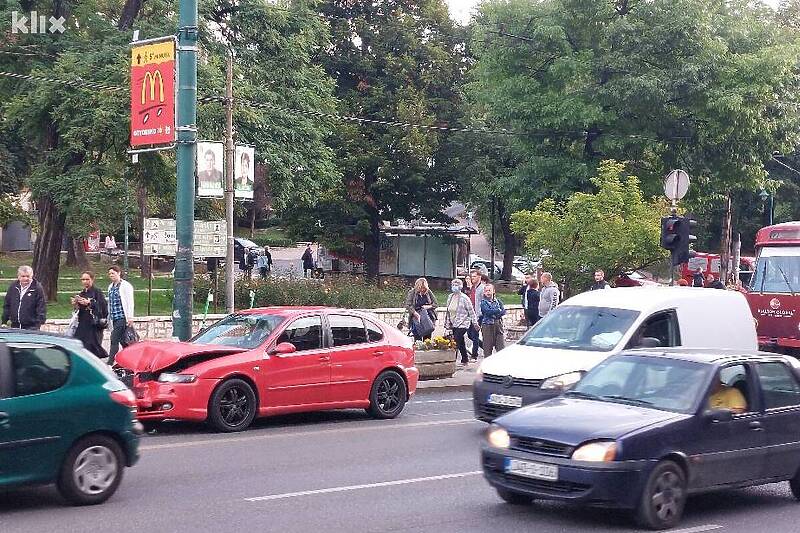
[270,342,297,356]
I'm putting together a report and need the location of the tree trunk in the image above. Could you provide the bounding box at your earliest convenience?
[32,195,65,302]
[65,234,77,266]
[118,0,144,30]
[249,205,256,238]
[497,201,517,281]
[72,237,90,272]
[363,211,380,279]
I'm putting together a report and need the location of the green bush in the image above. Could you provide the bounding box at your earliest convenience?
[193,274,408,310]
[249,235,296,248]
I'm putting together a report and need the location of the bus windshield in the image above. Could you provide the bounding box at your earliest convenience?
[750,246,800,294]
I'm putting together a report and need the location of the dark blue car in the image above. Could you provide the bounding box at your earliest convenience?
[482,349,800,530]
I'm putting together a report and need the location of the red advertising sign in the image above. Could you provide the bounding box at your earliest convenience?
[130,37,176,149]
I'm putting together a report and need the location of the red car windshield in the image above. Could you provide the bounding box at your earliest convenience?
[192,313,286,349]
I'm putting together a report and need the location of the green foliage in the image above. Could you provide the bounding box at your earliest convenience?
[0,196,35,228]
[511,161,666,295]
[469,0,800,251]
[193,274,408,309]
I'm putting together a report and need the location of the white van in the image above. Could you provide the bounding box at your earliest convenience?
[473,287,758,421]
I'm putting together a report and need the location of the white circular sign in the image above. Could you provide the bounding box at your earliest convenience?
[664,170,690,201]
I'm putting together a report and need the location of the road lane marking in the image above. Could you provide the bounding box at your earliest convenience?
[245,471,483,502]
[140,418,480,451]
[416,398,472,403]
[668,525,722,533]
[406,409,473,417]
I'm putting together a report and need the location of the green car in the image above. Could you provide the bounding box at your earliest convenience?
[0,329,142,505]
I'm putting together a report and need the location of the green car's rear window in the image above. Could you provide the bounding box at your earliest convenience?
[11,346,71,397]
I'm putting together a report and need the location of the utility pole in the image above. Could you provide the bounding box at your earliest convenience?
[225,49,235,314]
[173,0,198,340]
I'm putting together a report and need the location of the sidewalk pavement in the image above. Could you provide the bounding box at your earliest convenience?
[416,359,480,393]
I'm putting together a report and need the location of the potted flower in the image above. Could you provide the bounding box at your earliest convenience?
[414,336,457,380]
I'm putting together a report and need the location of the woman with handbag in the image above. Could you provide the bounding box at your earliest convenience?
[71,271,109,359]
[405,277,438,341]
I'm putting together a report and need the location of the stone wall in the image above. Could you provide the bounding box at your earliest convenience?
[41,305,525,342]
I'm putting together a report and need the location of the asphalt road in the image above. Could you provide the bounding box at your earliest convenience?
[2,389,800,533]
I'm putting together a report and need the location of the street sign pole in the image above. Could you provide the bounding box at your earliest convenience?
[225,50,235,314]
[173,0,198,340]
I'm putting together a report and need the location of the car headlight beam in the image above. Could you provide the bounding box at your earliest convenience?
[540,371,583,390]
[487,424,510,449]
[157,372,197,383]
[571,441,617,462]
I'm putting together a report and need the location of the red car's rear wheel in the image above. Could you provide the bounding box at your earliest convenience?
[207,378,257,432]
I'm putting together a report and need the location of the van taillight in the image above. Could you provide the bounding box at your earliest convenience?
[109,389,137,409]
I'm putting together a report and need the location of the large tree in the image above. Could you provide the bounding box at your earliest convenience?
[468,0,800,254]
[297,0,466,277]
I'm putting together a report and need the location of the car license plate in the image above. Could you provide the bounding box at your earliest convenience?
[505,458,558,481]
[488,393,523,408]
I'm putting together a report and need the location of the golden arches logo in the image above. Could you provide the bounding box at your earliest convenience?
[141,70,164,105]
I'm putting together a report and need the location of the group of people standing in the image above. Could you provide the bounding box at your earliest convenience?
[517,271,562,327]
[406,268,538,366]
[1,264,135,364]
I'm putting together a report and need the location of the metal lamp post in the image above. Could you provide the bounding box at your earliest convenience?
[760,189,774,226]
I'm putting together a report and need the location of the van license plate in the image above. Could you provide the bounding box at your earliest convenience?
[488,394,522,407]
[505,458,558,481]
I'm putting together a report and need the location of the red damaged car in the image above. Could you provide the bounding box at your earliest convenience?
[114,307,418,432]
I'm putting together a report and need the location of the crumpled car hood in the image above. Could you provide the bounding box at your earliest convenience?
[115,340,247,372]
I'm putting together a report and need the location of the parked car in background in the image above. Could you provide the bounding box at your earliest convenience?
[482,349,800,529]
[115,307,418,432]
[234,237,265,265]
[474,288,758,421]
[469,255,525,282]
[614,271,661,287]
[0,330,141,505]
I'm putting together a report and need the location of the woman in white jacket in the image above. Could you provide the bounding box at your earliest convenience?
[444,279,479,366]
[107,265,135,364]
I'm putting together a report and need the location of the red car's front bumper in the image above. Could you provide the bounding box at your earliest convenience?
[131,377,220,422]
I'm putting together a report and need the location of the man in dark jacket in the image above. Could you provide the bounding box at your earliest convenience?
[2,265,47,330]
[301,244,314,278]
[706,274,725,289]
[589,269,611,290]
[517,274,540,326]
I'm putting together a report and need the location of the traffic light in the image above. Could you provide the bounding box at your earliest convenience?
[660,215,697,266]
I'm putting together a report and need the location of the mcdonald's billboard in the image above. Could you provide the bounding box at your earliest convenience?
[130,37,176,149]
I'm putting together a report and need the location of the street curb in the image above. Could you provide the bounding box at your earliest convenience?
[415,382,474,394]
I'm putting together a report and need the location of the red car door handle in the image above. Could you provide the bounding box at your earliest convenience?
[749,421,763,431]
[319,356,331,362]
[373,350,384,356]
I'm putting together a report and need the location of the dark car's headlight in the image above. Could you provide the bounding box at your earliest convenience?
[157,373,197,383]
[571,440,617,462]
[487,424,510,449]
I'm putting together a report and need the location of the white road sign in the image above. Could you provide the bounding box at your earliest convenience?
[664,169,690,201]
[143,218,225,257]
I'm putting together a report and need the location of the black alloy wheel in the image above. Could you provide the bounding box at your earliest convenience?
[636,460,687,530]
[208,379,257,432]
[367,370,407,419]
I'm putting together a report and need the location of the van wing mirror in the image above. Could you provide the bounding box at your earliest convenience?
[269,342,297,356]
[636,337,662,349]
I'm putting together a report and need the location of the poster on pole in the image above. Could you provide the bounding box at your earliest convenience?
[196,141,225,198]
[130,36,176,150]
[234,145,255,200]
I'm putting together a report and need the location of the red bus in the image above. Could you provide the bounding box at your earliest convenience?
[745,222,800,355]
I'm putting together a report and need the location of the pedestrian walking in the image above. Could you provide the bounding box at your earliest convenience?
[71,271,108,359]
[589,269,611,290]
[1,265,46,330]
[444,279,479,365]
[517,274,540,326]
[538,272,560,318]
[467,270,487,359]
[302,244,314,278]
[706,274,725,289]
[257,248,273,279]
[480,283,506,356]
[405,277,438,341]
[107,265,134,365]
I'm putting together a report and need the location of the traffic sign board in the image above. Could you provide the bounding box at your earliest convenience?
[143,218,225,257]
[664,170,690,201]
